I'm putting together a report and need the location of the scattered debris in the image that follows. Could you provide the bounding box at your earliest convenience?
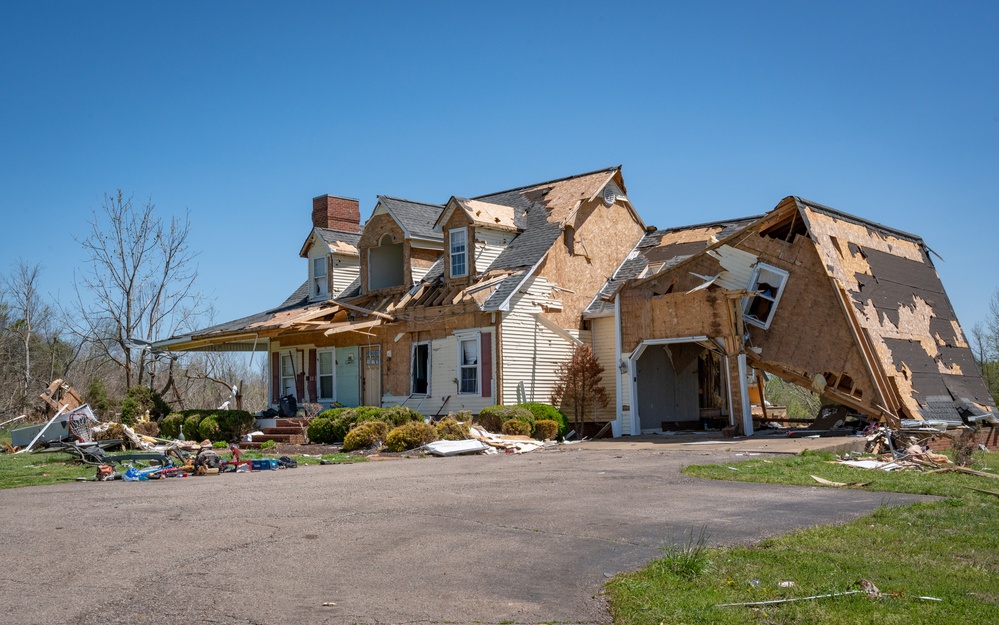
[810,475,870,488]
[423,439,493,456]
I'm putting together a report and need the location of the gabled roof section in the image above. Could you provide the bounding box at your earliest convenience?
[585,216,760,315]
[434,197,521,232]
[373,196,444,243]
[298,227,362,258]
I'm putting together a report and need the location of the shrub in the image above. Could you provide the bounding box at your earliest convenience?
[259,439,277,451]
[160,413,186,439]
[331,406,385,442]
[342,421,389,452]
[317,407,352,421]
[307,417,337,444]
[133,420,159,437]
[118,396,142,426]
[518,402,568,438]
[533,419,558,441]
[86,379,112,417]
[183,414,204,441]
[381,406,426,428]
[435,415,471,441]
[119,386,172,425]
[476,405,534,433]
[198,416,221,441]
[502,419,532,436]
[385,421,437,452]
[215,410,254,440]
[213,440,229,449]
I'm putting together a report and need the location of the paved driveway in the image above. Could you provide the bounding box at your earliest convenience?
[0,445,926,625]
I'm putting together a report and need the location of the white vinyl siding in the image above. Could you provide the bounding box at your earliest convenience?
[472,228,512,274]
[331,254,360,296]
[500,276,588,406]
[589,316,618,423]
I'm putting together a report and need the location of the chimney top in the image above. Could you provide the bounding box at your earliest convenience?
[312,195,361,233]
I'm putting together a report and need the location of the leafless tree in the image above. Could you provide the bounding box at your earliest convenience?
[971,288,999,405]
[0,261,45,402]
[69,191,202,390]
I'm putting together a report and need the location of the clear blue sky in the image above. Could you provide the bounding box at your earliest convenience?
[1,1,996,336]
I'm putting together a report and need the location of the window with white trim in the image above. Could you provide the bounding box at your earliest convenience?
[412,342,430,395]
[317,349,335,401]
[280,353,297,397]
[743,263,789,329]
[450,227,468,278]
[312,256,328,298]
[458,336,479,394]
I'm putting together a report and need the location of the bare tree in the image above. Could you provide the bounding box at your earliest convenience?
[69,191,202,390]
[971,289,999,406]
[550,344,609,436]
[0,261,45,401]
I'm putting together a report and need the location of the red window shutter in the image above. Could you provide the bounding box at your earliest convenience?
[481,332,492,398]
[295,350,306,401]
[308,348,317,401]
[271,352,280,403]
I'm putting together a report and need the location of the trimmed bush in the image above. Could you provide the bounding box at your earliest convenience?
[317,407,352,421]
[215,410,254,440]
[533,419,559,441]
[518,402,568,438]
[183,414,204,440]
[307,417,337,444]
[476,405,534,433]
[198,416,221,441]
[331,406,385,442]
[501,419,532,436]
[385,421,437,452]
[435,415,471,441]
[342,421,389,452]
[380,406,426,428]
[159,413,186,439]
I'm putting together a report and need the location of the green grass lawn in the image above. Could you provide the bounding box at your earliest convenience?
[606,450,999,624]
[0,431,364,489]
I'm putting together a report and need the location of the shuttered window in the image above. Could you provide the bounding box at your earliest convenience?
[459,336,478,394]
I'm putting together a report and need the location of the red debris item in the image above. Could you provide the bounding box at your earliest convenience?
[230,444,242,462]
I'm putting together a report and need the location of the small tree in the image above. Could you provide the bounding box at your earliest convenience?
[550,344,609,436]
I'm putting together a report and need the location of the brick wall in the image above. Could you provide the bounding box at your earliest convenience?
[922,425,999,452]
[313,195,361,232]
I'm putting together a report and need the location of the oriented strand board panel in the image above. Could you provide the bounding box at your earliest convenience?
[619,289,728,355]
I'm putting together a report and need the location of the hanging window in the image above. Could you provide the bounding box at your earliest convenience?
[312,256,328,297]
[317,350,335,401]
[280,353,297,397]
[743,263,789,329]
[450,227,468,278]
[458,336,478,394]
[412,342,430,395]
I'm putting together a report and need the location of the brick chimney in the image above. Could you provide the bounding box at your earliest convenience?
[312,195,361,232]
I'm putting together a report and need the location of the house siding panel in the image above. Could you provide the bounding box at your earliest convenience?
[589,316,617,423]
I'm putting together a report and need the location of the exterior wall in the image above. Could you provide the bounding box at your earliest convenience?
[536,197,645,329]
[589,315,618,423]
[472,227,513,274]
[410,247,441,284]
[500,276,589,407]
[331,253,360,296]
[358,213,408,294]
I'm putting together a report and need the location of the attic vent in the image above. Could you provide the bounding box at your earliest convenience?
[602,186,617,206]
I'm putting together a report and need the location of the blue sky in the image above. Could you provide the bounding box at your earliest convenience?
[1,1,997,336]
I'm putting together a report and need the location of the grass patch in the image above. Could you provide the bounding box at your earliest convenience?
[606,451,999,624]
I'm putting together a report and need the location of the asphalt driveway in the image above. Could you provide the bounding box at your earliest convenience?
[0,445,927,625]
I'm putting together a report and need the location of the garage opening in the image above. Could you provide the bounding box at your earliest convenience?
[634,339,729,433]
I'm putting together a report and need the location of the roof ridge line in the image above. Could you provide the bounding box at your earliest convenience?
[471,166,621,200]
[377,195,445,208]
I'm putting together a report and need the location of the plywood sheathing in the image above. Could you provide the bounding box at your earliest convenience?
[803,205,996,419]
[537,197,645,328]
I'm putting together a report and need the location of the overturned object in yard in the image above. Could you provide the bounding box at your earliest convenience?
[423,439,493,456]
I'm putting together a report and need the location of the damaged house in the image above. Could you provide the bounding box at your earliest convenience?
[155,170,997,439]
[587,196,998,437]
[156,167,645,418]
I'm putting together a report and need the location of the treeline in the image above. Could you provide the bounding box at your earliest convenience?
[971,289,999,406]
[0,191,267,422]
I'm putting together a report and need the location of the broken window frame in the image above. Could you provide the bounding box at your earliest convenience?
[457,334,479,395]
[450,227,468,278]
[743,263,789,330]
[317,348,335,401]
[411,341,430,396]
[312,256,328,298]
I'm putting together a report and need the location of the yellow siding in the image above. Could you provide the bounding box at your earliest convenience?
[589,316,618,423]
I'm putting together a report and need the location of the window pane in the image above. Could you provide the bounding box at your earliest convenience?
[460,367,477,393]
[319,351,333,375]
[313,257,327,276]
[319,376,333,399]
[281,355,294,376]
[461,339,477,365]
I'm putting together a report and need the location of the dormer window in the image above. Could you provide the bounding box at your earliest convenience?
[450,227,468,278]
[312,257,328,298]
